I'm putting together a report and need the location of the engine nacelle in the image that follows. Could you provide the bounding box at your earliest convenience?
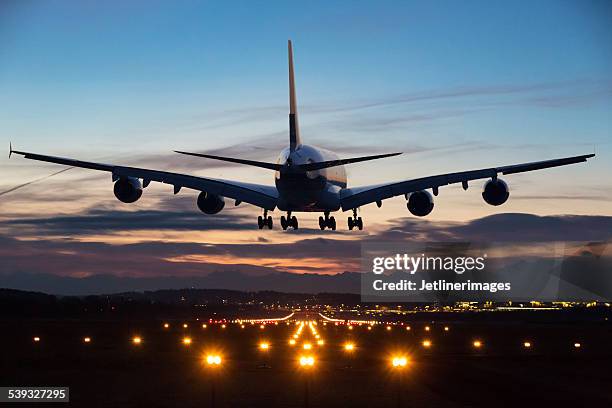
[197,192,225,214]
[113,177,143,203]
[407,190,434,217]
[482,178,509,206]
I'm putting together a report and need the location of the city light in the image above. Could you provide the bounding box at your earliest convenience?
[260,325,265,330]
[523,341,532,348]
[202,324,207,329]
[425,326,430,331]
[367,326,372,331]
[299,356,315,367]
[83,337,91,343]
[205,355,222,366]
[221,324,226,329]
[422,340,432,348]
[444,326,450,332]
[183,323,188,328]
[473,340,482,348]
[163,323,169,329]
[406,326,411,331]
[391,356,408,367]
[132,336,142,345]
[386,326,392,331]
[240,325,245,329]
[574,342,581,348]
[344,343,355,351]
[33,336,40,342]
[182,337,192,345]
[259,342,270,350]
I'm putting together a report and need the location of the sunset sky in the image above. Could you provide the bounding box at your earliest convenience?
[0,1,611,286]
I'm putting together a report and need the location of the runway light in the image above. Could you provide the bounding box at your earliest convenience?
[422,340,432,348]
[259,342,270,350]
[473,340,482,348]
[240,325,245,329]
[221,324,226,329]
[33,336,40,342]
[289,339,296,345]
[406,326,411,331]
[425,326,430,331]
[202,324,207,329]
[317,339,324,346]
[574,342,581,348]
[344,343,355,351]
[386,326,392,331]
[83,337,91,343]
[163,323,170,329]
[183,337,192,345]
[132,336,142,345]
[206,355,222,366]
[303,343,312,350]
[183,323,188,329]
[367,326,372,331]
[444,326,450,332]
[260,325,265,330]
[523,341,531,348]
[391,356,408,368]
[299,356,315,367]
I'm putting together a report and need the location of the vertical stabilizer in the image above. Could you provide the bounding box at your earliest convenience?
[288,40,301,151]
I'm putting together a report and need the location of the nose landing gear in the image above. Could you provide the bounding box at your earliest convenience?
[318,212,336,230]
[348,208,363,230]
[281,212,298,230]
[257,209,273,230]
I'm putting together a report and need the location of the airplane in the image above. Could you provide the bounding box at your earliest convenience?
[10,40,595,231]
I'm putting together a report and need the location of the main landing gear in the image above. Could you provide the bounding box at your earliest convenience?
[348,208,363,230]
[281,212,299,230]
[257,209,273,230]
[319,212,336,230]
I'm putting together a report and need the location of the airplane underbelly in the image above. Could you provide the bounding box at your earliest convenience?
[275,174,340,211]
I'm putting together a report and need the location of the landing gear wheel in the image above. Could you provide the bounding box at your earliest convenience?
[266,216,273,229]
[348,217,354,230]
[328,216,336,231]
[356,217,363,230]
[281,216,288,230]
[257,216,264,229]
[291,216,298,230]
[319,216,326,230]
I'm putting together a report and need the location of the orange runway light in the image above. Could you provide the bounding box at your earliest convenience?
[132,336,142,345]
[182,337,192,345]
[205,355,222,366]
[391,356,408,368]
[422,340,432,348]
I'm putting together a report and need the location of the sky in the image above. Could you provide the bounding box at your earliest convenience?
[0,1,611,287]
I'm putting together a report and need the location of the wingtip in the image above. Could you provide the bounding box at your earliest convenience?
[9,141,12,158]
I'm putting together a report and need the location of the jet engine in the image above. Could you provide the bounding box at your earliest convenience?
[113,177,143,203]
[482,178,509,206]
[407,190,434,216]
[197,192,225,214]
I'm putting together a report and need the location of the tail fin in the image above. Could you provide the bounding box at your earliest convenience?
[288,40,301,151]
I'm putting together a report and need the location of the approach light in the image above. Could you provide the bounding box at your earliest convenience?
[317,339,324,346]
[299,356,315,367]
[391,356,408,368]
[344,343,355,351]
[259,342,270,350]
[289,339,296,346]
[183,337,192,345]
[132,336,142,345]
[422,340,432,348]
[206,355,222,366]
[303,343,312,350]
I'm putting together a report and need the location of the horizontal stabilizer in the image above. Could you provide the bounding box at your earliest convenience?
[174,151,282,171]
[297,152,402,171]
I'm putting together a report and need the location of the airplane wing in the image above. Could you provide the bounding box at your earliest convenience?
[340,154,595,211]
[10,149,279,210]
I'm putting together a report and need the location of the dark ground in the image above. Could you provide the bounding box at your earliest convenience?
[1,315,611,407]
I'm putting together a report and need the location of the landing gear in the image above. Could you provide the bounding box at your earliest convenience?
[257,210,273,230]
[281,212,298,230]
[318,212,336,230]
[348,208,363,230]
